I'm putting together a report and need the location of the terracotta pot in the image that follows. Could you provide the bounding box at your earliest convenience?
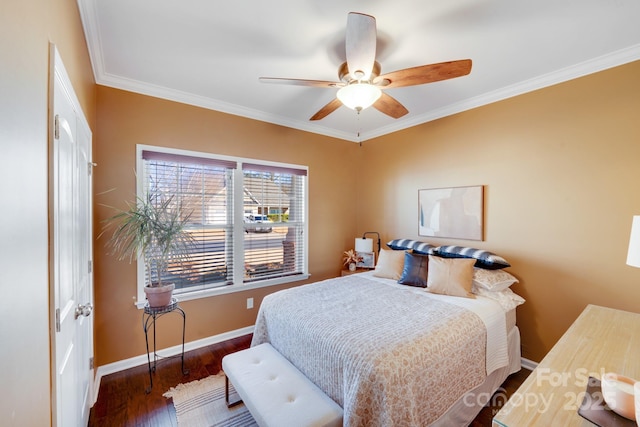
[144,283,175,307]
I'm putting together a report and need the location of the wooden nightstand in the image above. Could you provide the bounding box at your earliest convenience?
[493,304,640,426]
[341,268,368,276]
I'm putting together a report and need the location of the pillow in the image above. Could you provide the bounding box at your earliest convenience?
[473,287,525,311]
[426,256,475,299]
[373,249,407,280]
[398,252,429,288]
[472,268,519,292]
[386,239,437,255]
[435,245,510,270]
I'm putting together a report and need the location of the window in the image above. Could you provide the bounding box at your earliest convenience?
[135,145,308,306]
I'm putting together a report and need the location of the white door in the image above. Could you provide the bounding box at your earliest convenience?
[51,46,94,427]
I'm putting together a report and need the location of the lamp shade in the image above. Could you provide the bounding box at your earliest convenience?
[337,83,382,111]
[626,216,640,268]
[355,238,373,253]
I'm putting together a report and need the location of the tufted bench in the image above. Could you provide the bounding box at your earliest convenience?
[221,343,343,427]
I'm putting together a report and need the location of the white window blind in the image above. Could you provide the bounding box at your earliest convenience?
[138,147,308,300]
[142,150,236,292]
[242,163,307,282]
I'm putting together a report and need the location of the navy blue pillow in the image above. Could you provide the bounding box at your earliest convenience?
[398,252,429,287]
[435,246,510,270]
[386,239,437,255]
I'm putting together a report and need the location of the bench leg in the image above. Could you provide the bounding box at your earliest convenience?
[225,374,243,408]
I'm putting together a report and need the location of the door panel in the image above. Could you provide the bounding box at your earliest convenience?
[51,46,93,427]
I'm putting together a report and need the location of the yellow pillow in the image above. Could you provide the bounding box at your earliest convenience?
[426,256,476,299]
[373,249,407,280]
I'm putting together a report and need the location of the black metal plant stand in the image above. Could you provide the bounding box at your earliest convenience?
[142,298,188,393]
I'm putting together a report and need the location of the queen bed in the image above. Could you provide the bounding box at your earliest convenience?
[251,244,524,426]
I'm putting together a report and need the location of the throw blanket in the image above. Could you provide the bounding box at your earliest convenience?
[252,275,489,426]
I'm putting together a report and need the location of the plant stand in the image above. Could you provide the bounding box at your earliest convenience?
[142,298,188,393]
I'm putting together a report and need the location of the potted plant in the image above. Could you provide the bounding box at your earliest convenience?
[101,189,195,307]
[343,249,363,272]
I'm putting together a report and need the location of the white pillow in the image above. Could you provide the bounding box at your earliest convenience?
[373,249,406,280]
[472,268,519,292]
[473,287,525,311]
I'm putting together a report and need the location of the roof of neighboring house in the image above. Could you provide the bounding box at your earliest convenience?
[243,177,290,208]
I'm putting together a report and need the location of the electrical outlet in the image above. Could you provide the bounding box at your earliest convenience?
[246,297,254,309]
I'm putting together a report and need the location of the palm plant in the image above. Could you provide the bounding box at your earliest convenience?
[102,190,195,292]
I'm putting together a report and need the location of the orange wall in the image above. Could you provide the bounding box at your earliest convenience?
[94,61,640,367]
[359,60,640,361]
[93,86,360,365]
[0,0,95,425]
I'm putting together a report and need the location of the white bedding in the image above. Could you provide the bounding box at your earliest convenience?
[252,271,515,426]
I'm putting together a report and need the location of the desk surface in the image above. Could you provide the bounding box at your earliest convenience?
[493,304,640,426]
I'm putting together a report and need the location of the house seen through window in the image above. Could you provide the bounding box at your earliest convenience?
[137,145,308,303]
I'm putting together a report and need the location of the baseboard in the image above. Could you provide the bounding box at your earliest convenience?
[92,325,254,405]
[520,356,538,371]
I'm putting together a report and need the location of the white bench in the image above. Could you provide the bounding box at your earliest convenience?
[222,343,343,427]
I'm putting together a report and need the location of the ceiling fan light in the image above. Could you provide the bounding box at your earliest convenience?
[337,83,382,111]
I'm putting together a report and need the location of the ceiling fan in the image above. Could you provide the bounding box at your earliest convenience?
[259,12,472,121]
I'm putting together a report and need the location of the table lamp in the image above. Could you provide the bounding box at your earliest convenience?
[626,216,640,268]
[358,231,380,255]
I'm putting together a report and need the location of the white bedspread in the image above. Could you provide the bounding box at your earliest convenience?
[252,273,510,426]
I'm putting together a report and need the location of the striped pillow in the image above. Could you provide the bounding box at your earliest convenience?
[386,239,437,255]
[435,245,510,270]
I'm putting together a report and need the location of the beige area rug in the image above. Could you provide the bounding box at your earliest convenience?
[164,372,258,427]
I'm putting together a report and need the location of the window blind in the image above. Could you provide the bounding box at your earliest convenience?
[242,164,306,282]
[142,152,236,291]
[139,146,308,296]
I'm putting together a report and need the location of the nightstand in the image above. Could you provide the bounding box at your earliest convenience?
[341,268,368,276]
[493,304,640,426]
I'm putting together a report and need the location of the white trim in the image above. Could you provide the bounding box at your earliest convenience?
[84,20,640,145]
[134,274,310,309]
[520,357,538,372]
[92,325,254,405]
[360,45,640,142]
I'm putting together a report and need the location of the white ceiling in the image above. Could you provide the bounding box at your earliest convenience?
[77,0,640,142]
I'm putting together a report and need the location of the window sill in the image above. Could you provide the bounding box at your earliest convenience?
[134,273,310,309]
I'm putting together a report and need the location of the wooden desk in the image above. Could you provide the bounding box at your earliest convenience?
[493,304,640,426]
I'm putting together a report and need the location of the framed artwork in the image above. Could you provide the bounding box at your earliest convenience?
[418,185,484,241]
[356,251,375,269]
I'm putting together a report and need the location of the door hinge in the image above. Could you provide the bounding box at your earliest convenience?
[55,308,61,332]
[88,260,93,274]
[89,357,94,370]
[54,114,60,140]
[88,161,96,176]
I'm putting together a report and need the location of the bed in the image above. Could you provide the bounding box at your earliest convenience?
[251,248,523,426]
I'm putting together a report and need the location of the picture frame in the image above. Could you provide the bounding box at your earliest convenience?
[356,251,375,269]
[418,185,484,241]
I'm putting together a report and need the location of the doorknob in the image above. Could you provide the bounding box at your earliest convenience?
[75,303,93,319]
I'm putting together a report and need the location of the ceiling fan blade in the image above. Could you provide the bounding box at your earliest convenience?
[345,12,377,81]
[375,59,472,89]
[259,77,342,88]
[310,98,343,121]
[373,92,409,119]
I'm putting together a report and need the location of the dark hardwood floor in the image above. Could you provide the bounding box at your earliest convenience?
[89,334,531,426]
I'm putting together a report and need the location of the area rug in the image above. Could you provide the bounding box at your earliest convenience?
[164,372,257,427]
